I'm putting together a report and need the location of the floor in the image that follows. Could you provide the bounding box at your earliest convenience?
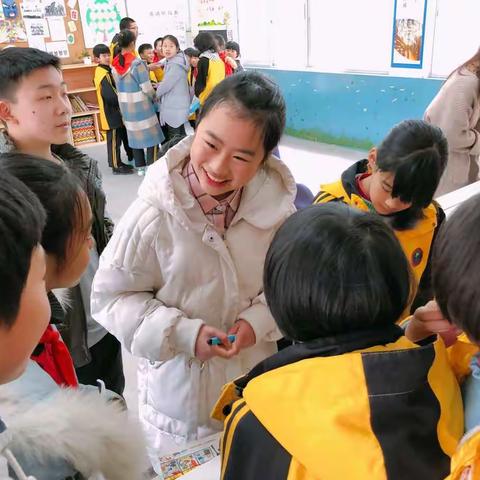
[81,135,366,412]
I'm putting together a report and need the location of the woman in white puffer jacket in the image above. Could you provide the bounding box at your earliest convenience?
[91,72,296,459]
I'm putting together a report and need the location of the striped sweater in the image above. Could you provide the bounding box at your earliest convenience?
[112,52,164,149]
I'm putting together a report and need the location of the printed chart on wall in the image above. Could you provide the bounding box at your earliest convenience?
[126,0,188,48]
[391,0,428,68]
[78,0,126,48]
[193,0,237,40]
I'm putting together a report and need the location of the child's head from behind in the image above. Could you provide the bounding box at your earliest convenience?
[0,48,72,146]
[162,35,180,60]
[184,47,200,67]
[117,29,136,52]
[0,154,93,292]
[215,34,226,52]
[264,204,412,341]
[367,119,447,225]
[138,43,154,63]
[191,71,285,198]
[93,44,111,66]
[0,174,50,384]
[193,32,217,54]
[433,194,480,343]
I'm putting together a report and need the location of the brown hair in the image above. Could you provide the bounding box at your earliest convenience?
[447,47,480,93]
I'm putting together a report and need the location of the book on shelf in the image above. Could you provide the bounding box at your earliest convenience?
[69,94,99,114]
[71,116,96,145]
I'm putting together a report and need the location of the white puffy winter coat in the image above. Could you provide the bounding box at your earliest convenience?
[91,135,297,455]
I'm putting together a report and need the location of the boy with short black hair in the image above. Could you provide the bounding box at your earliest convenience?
[138,42,160,86]
[214,203,463,479]
[93,43,133,175]
[0,173,49,479]
[0,47,125,397]
[403,193,480,478]
[110,16,138,59]
[0,174,49,386]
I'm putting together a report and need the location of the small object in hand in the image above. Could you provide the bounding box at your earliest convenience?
[207,335,236,346]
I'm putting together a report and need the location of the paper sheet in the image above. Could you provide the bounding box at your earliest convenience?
[44,0,66,17]
[21,0,44,19]
[25,18,49,37]
[45,40,69,57]
[150,433,221,480]
[47,16,67,40]
[27,34,46,50]
[180,457,220,479]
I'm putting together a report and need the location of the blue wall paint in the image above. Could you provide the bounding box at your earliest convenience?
[255,68,443,149]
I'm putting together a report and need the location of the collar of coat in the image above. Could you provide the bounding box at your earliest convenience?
[138,135,297,232]
[234,324,405,393]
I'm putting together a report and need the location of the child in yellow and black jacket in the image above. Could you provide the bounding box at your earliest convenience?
[93,44,133,175]
[314,119,448,312]
[400,193,480,480]
[213,203,463,480]
[193,32,225,106]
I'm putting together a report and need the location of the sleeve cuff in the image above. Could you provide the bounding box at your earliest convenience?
[239,302,282,343]
[170,317,205,357]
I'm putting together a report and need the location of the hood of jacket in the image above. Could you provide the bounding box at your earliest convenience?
[0,374,148,479]
[138,135,297,233]
[112,51,137,76]
[165,52,190,72]
[224,326,461,478]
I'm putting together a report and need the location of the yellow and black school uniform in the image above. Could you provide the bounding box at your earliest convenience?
[153,65,164,83]
[194,50,225,106]
[213,325,463,480]
[314,159,445,310]
[448,426,480,480]
[93,64,133,170]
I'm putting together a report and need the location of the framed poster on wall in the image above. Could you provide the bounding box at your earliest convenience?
[192,0,237,40]
[391,0,428,68]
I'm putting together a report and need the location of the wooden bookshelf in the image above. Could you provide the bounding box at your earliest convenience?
[62,64,105,147]
[68,87,97,94]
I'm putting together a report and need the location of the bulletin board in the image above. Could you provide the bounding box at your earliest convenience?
[0,0,91,63]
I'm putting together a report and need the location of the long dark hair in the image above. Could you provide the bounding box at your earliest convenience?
[117,29,136,67]
[193,32,217,54]
[375,119,448,230]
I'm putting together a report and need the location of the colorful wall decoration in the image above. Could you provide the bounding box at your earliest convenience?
[77,0,126,48]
